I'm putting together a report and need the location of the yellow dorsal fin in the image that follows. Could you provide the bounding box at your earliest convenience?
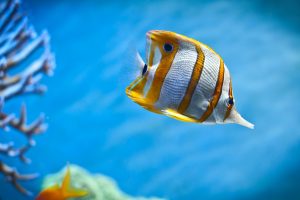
[61,165,88,199]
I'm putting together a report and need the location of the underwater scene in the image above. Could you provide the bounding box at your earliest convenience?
[0,0,300,199]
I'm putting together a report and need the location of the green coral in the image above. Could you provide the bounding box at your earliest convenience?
[41,164,166,200]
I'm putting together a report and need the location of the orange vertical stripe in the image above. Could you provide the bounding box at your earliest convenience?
[223,78,233,121]
[178,43,205,114]
[145,43,179,105]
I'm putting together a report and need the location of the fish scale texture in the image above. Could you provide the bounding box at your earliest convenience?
[158,43,197,109]
[185,45,220,118]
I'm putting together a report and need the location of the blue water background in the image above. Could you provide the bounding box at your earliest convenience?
[1,0,300,199]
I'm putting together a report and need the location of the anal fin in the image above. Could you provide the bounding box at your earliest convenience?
[162,109,198,123]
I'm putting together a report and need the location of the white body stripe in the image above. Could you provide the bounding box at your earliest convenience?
[156,41,197,110]
[185,44,220,119]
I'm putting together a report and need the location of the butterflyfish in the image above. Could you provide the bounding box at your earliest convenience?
[126,30,254,129]
[35,166,88,200]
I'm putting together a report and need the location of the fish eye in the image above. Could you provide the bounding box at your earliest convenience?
[142,64,148,76]
[228,98,234,106]
[163,43,173,52]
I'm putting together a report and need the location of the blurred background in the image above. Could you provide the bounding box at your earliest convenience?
[1,0,300,199]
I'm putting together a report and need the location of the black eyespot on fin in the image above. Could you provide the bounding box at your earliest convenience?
[163,43,173,52]
[142,64,147,75]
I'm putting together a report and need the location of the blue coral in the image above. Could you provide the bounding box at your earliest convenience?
[0,0,55,195]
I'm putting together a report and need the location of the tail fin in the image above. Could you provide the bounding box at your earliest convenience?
[135,52,145,70]
[61,165,88,199]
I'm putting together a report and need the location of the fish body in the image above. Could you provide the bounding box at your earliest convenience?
[126,30,253,129]
[36,166,87,200]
